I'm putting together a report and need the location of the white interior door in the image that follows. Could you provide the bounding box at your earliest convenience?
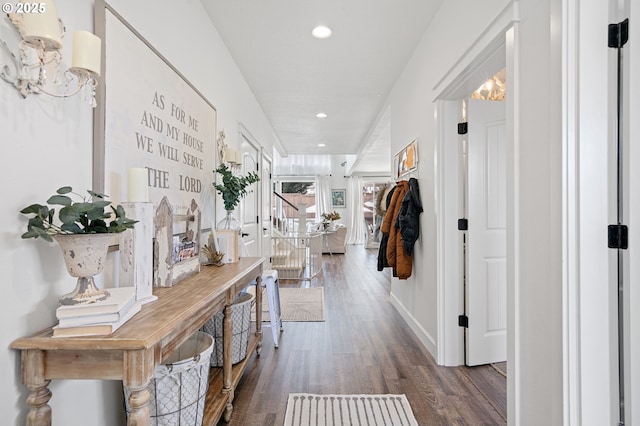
[261,152,273,267]
[466,98,507,366]
[239,129,260,257]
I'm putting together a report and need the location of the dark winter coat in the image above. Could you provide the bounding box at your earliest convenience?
[397,178,422,256]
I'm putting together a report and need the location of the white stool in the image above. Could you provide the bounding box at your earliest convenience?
[254,270,283,348]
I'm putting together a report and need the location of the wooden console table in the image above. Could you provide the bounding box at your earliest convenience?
[11,257,265,426]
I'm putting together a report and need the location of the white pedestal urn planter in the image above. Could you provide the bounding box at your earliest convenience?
[54,233,113,305]
[19,187,138,305]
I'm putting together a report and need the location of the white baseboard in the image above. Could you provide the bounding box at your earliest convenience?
[389,291,437,358]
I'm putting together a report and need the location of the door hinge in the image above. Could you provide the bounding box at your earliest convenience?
[608,19,629,48]
[458,218,468,231]
[457,122,468,135]
[458,315,469,328]
[257,215,259,224]
[608,224,628,249]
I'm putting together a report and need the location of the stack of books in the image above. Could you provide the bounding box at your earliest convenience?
[52,287,141,338]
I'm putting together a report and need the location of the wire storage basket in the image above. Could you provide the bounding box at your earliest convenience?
[201,291,254,367]
[124,331,214,426]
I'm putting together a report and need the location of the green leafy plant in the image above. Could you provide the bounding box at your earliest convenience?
[20,186,137,242]
[321,211,341,221]
[213,163,260,211]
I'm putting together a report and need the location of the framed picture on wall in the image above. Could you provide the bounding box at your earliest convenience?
[331,189,346,208]
[394,139,418,178]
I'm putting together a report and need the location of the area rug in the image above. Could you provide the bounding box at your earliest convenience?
[284,393,419,426]
[250,287,325,322]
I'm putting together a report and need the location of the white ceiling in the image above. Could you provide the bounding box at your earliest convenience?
[201,0,443,174]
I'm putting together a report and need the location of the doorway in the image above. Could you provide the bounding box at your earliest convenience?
[363,181,390,249]
[260,150,273,268]
[435,35,508,368]
[238,124,261,257]
[464,98,507,366]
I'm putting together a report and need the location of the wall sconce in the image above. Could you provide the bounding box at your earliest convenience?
[225,147,242,171]
[216,129,242,171]
[0,0,101,106]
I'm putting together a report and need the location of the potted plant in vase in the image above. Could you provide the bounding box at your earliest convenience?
[20,186,137,305]
[321,210,341,230]
[212,163,260,231]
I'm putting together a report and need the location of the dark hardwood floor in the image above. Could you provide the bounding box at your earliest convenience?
[218,246,506,425]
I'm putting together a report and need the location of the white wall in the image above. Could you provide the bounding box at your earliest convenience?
[1,1,275,424]
[383,0,565,423]
[384,0,512,362]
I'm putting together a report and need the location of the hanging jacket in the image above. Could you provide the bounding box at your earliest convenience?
[382,180,411,278]
[377,186,396,271]
[397,178,423,256]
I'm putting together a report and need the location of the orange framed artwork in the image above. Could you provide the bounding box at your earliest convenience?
[394,139,418,178]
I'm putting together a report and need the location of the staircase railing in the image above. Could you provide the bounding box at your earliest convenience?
[271,232,322,280]
[273,191,300,234]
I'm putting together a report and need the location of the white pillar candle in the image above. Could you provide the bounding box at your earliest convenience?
[225,147,235,163]
[21,0,62,50]
[71,31,101,76]
[234,150,243,164]
[128,168,149,202]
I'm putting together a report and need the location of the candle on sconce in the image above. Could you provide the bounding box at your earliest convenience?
[21,0,62,50]
[224,147,235,164]
[234,150,243,164]
[71,30,102,76]
[128,168,149,202]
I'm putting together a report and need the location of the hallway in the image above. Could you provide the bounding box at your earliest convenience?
[220,246,506,425]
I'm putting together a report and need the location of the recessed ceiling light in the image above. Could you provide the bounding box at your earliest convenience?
[318,143,326,147]
[312,26,332,39]
[316,112,327,118]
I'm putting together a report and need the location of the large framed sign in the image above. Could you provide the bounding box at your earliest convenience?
[93,1,217,217]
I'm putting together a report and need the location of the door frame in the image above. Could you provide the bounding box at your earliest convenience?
[434,3,515,367]
[563,0,636,424]
[627,0,639,421]
[238,123,262,257]
[260,148,273,268]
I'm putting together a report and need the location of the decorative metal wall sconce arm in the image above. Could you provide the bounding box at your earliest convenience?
[217,129,228,165]
[0,0,101,106]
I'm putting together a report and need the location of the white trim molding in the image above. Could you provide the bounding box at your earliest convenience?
[390,292,437,356]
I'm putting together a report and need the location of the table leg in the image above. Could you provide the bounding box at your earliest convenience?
[124,386,151,426]
[223,388,235,422]
[255,275,263,355]
[25,380,51,426]
[22,350,51,426]
[222,303,234,419]
[123,349,154,426]
[323,232,333,257]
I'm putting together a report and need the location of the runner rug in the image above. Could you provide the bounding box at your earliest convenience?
[284,393,419,426]
[250,287,325,322]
